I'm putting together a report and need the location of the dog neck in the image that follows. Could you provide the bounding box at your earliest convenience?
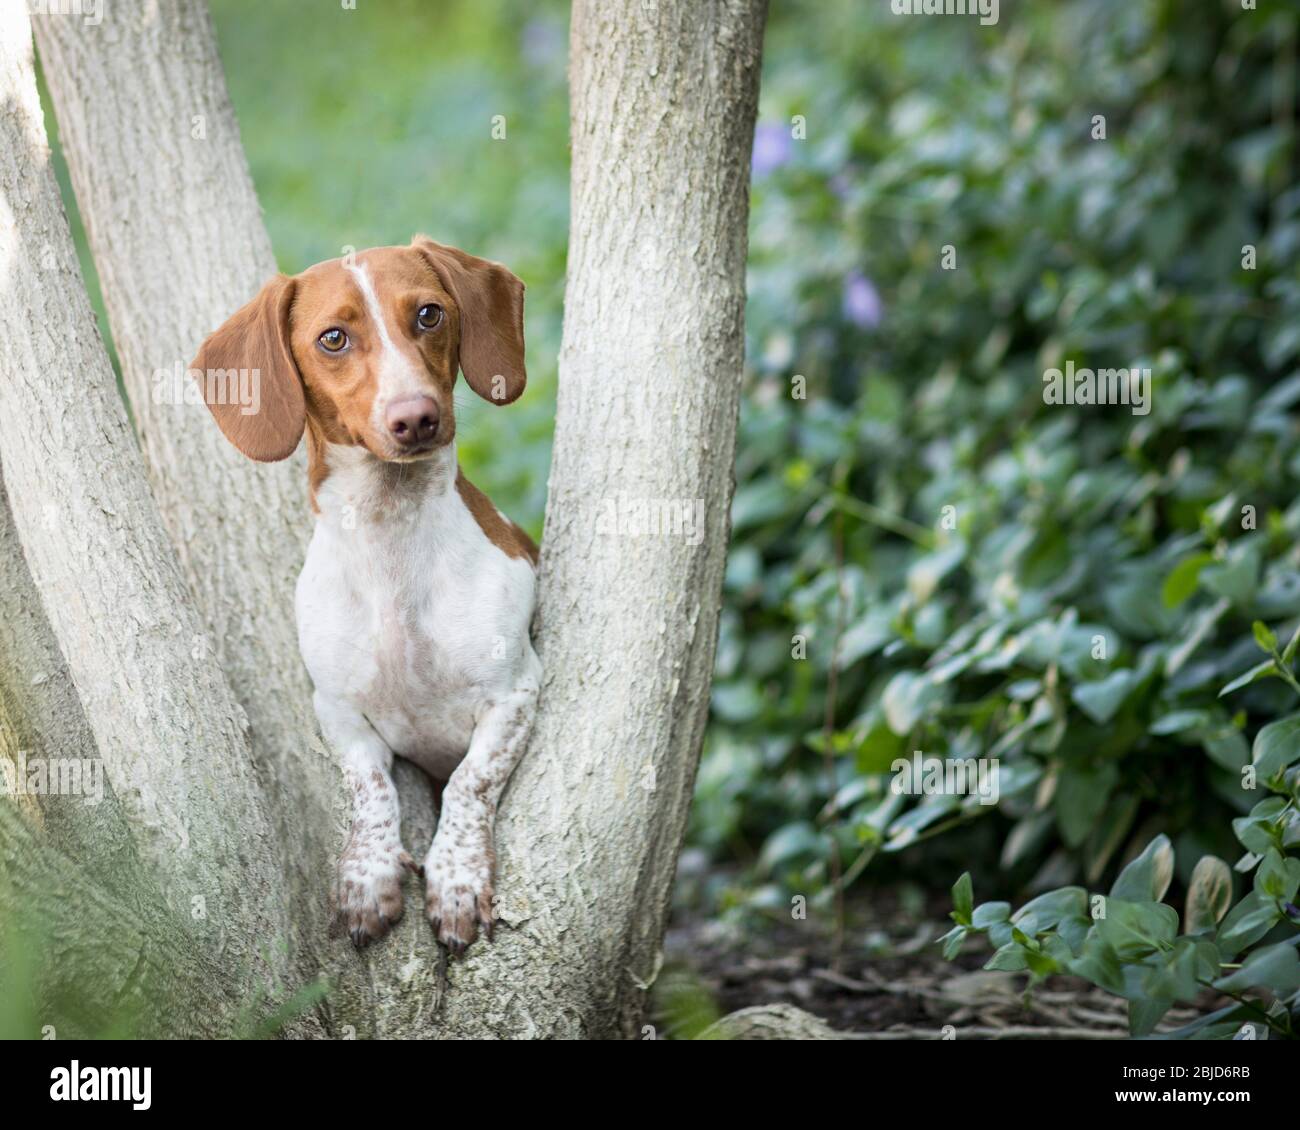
[312,438,458,532]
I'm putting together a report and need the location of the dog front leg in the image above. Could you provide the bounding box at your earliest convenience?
[318,693,420,947]
[424,679,538,954]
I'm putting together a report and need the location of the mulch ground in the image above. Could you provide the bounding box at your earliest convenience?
[651,888,1224,1040]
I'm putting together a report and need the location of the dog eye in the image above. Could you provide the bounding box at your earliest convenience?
[318,328,348,353]
[416,304,444,331]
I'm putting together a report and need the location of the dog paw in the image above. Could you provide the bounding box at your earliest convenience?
[333,842,421,948]
[424,838,494,956]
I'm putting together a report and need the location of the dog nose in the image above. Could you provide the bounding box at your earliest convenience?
[385,396,439,446]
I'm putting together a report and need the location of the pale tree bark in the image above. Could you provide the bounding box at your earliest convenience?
[0,804,246,1038]
[701,1004,842,1040]
[2,0,766,1039]
[29,0,448,1034]
[32,0,340,987]
[0,0,290,996]
[0,489,135,876]
[0,518,274,1039]
[433,0,767,1038]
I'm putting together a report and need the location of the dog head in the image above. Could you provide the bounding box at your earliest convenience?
[190,236,526,469]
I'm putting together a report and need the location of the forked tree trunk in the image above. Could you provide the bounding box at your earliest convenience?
[1,0,765,1038]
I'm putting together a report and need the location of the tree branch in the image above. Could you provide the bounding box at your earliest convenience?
[32,0,341,990]
[0,0,290,992]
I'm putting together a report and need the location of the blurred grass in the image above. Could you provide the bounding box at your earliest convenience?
[210,0,571,535]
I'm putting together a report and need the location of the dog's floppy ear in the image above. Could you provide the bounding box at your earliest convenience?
[412,235,526,405]
[190,274,305,462]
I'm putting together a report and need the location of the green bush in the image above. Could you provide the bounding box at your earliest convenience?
[693,0,1300,943]
[941,627,1299,1039]
[944,808,1299,1038]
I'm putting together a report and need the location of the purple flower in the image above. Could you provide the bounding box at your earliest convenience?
[751,122,793,178]
[842,271,883,329]
[520,18,564,68]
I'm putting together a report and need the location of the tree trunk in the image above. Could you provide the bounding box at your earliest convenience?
[0,0,289,994]
[3,0,766,1038]
[433,0,767,1039]
[32,0,340,987]
[28,0,456,1034]
[0,489,135,876]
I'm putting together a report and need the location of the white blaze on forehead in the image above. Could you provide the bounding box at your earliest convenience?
[345,259,400,353]
[345,259,426,421]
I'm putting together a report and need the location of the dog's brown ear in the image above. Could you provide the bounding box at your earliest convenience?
[190,275,306,462]
[412,235,526,405]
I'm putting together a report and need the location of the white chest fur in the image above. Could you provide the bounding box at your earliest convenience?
[295,443,538,780]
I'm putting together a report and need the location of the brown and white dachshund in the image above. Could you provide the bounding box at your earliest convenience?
[193,236,539,954]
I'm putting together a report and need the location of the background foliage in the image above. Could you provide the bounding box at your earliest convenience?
[698,0,1300,907]
[703,0,1300,1034]
[41,0,1300,1035]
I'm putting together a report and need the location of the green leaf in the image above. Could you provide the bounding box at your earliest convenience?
[1071,669,1139,725]
[1255,850,1300,903]
[1069,933,1126,995]
[1145,938,1219,1003]
[1202,727,1250,772]
[880,671,946,735]
[1215,891,1283,958]
[1058,914,1094,954]
[1219,659,1280,698]
[939,925,967,960]
[1162,553,1214,609]
[854,720,904,774]
[757,822,823,874]
[883,795,962,851]
[951,872,973,925]
[985,941,1029,972]
[1232,798,1288,855]
[1202,544,1261,608]
[1013,887,1088,933]
[1184,856,1234,933]
[1253,620,1279,653]
[1148,709,1207,735]
[1057,763,1119,849]
[1106,567,1178,638]
[1282,622,1300,664]
[986,920,1016,950]
[1023,944,1065,981]
[1214,942,1300,994]
[1168,598,1230,676]
[1252,714,1300,777]
[1129,995,1175,1037]
[1232,817,1278,856]
[1095,898,1180,960]
[1110,834,1175,903]
[972,901,1011,928]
